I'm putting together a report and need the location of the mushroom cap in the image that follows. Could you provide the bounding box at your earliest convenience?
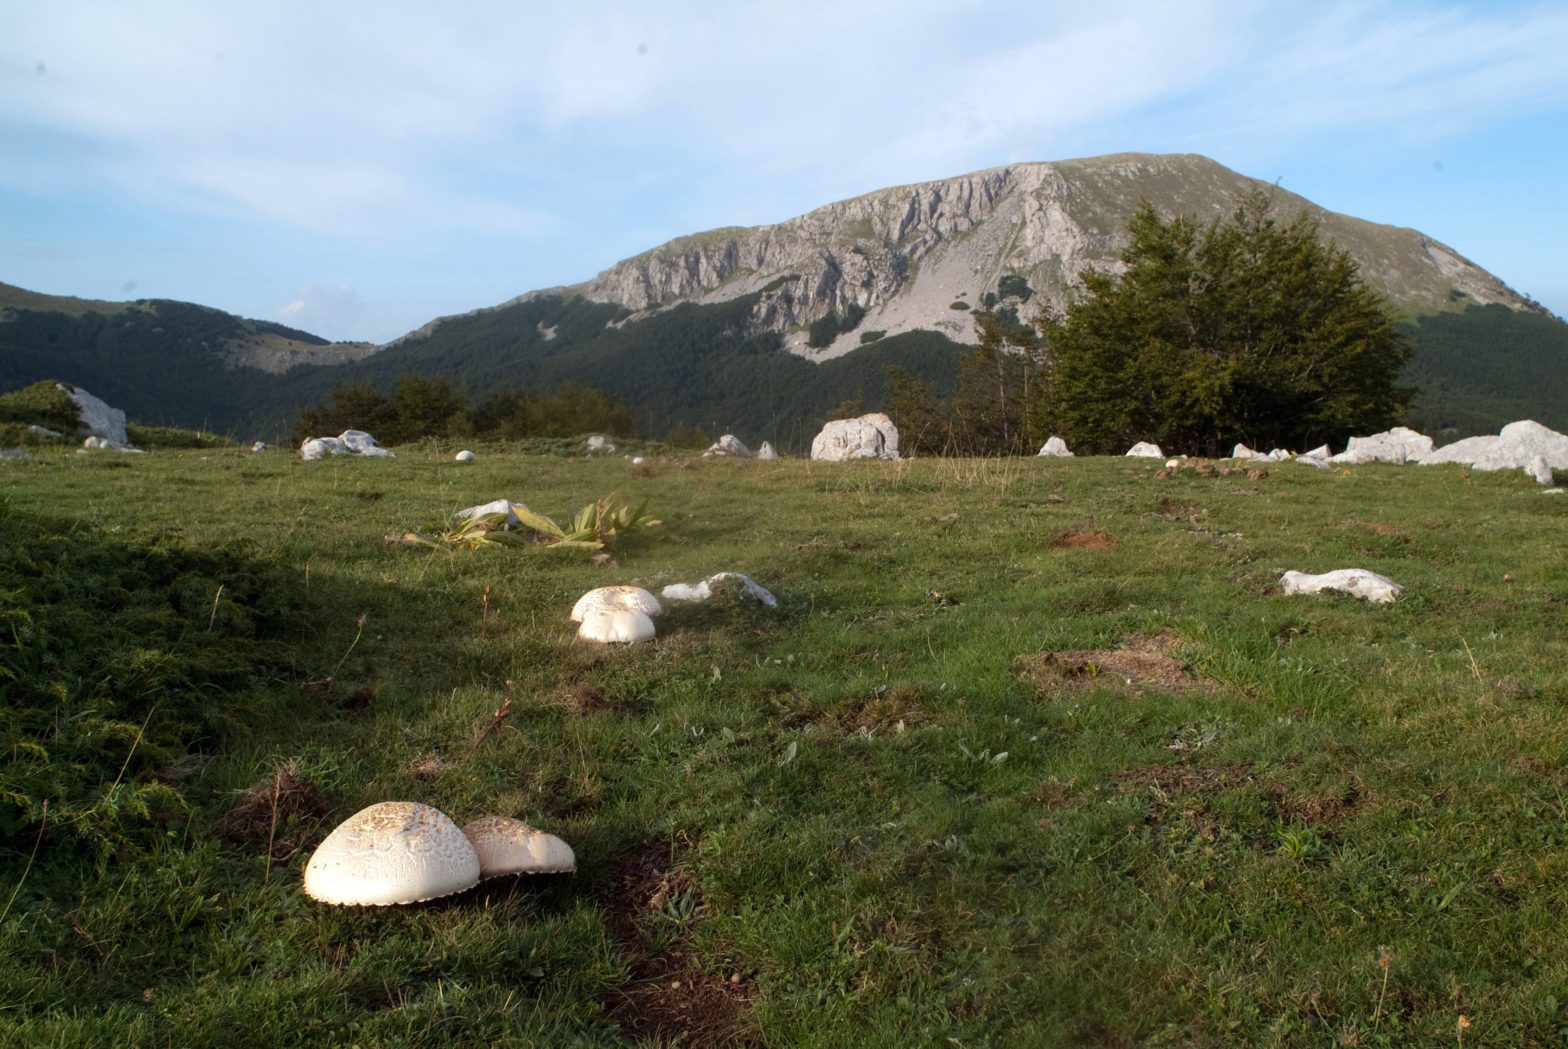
[570,585,662,622]
[462,817,577,878]
[578,608,656,643]
[303,801,480,906]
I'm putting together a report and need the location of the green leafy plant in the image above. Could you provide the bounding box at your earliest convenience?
[397,495,659,553]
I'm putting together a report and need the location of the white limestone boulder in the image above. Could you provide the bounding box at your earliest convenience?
[301,436,349,460]
[661,572,778,608]
[1280,568,1403,604]
[757,441,779,460]
[1125,441,1164,459]
[251,441,268,453]
[1231,443,1268,461]
[586,434,615,454]
[455,449,476,462]
[1037,436,1074,457]
[457,499,529,525]
[703,434,751,458]
[1528,454,1554,485]
[1330,427,1431,465]
[57,383,129,446]
[811,413,899,461]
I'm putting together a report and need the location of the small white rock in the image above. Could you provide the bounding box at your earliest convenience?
[455,450,476,462]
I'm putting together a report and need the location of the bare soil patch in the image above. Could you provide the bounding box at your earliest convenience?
[1048,528,1118,549]
[604,843,757,1047]
[1016,631,1214,697]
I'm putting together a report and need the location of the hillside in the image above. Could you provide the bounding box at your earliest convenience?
[2,153,1564,444]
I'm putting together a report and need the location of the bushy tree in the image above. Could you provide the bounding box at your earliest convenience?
[1043,192,1410,455]
[290,381,395,443]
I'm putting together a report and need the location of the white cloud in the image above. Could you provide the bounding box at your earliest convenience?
[277,283,364,340]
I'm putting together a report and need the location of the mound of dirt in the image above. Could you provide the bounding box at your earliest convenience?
[1015,631,1213,697]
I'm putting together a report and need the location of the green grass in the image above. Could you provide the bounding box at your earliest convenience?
[2,447,1567,1046]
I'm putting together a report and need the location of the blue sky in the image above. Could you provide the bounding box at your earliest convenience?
[3,0,1566,343]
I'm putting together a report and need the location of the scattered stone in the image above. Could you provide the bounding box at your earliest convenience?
[1295,454,1330,469]
[455,449,476,462]
[586,434,616,453]
[661,572,778,608]
[1301,444,1331,460]
[457,498,529,524]
[1329,426,1432,465]
[1125,441,1164,458]
[251,441,268,453]
[300,430,395,460]
[1231,443,1268,461]
[26,424,60,437]
[58,383,130,446]
[631,456,646,465]
[702,434,751,458]
[1528,454,1554,486]
[1419,420,1568,474]
[756,441,779,460]
[1037,435,1074,457]
[1279,568,1402,604]
[810,413,899,461]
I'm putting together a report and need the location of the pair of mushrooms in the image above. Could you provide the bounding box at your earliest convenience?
[572,585,661,643]
[304,802,574,906]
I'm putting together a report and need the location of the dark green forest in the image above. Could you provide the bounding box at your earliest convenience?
[3,282,1565,451]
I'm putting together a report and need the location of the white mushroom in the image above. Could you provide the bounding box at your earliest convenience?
[303,801,480,906]
[578,608,656,643]
[570,585,662,622]
[455,450,476,462]
[462,817,576,878]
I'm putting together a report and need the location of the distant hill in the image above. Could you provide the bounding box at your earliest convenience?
[2,153,1563,446]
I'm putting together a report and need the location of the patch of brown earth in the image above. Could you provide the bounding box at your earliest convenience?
[211,759,332,862]
[403,753,451,782]
[605,842,756,1047]
[565,682,611,715]
[840,687,923,731]
[1015,631,1213,696]
[1048,528,1118,549]
[1119,762,1255,796]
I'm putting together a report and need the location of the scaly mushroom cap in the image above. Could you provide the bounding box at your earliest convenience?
[570,585,662,622]
[462,817,577,878]
[303,801,480,906]
[578,608,656,643]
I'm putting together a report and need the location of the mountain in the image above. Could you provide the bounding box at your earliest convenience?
[496,152,1532,360]
[1,153,1562,445]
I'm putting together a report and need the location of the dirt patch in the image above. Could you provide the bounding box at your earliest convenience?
[1337,520,1403,537]
[1119,762,1254,796]
[1271,778,1363,826]
[1016,631,1214,697]
[840,687,922,731]
[605,842,756,1047]
[403,753,451,782]
[1048,528,1118,550]
[566,683,611,715]
[211,759,332,862]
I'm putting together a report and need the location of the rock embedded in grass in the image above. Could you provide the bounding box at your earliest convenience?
[455,449,476,462]
[303,801,480,906]
[1125,441,1163,458]
[1279,568,1403,604]
[660,572,778,608]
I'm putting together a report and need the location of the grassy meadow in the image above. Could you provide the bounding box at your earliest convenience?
[2,443,1567,1047]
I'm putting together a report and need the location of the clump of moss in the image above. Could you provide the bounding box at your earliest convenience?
[0,380,80,433]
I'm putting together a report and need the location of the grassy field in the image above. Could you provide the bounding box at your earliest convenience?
[2,444,1566,1047]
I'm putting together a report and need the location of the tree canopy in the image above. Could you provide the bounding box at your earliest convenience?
[1041,191,1411,455]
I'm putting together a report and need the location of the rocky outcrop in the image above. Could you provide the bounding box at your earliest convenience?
[301,430,395,460]
[58,383,129,446]
[703,434,751,458]
[553,153,1533,362]
[1331,427,1433,465]
[811,413,899,461]
[1280,569,1403,604]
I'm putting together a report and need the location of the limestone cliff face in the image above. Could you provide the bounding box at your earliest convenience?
[563,153,1530,360]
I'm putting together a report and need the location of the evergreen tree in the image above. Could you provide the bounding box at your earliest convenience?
[1044,192,1410,454]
